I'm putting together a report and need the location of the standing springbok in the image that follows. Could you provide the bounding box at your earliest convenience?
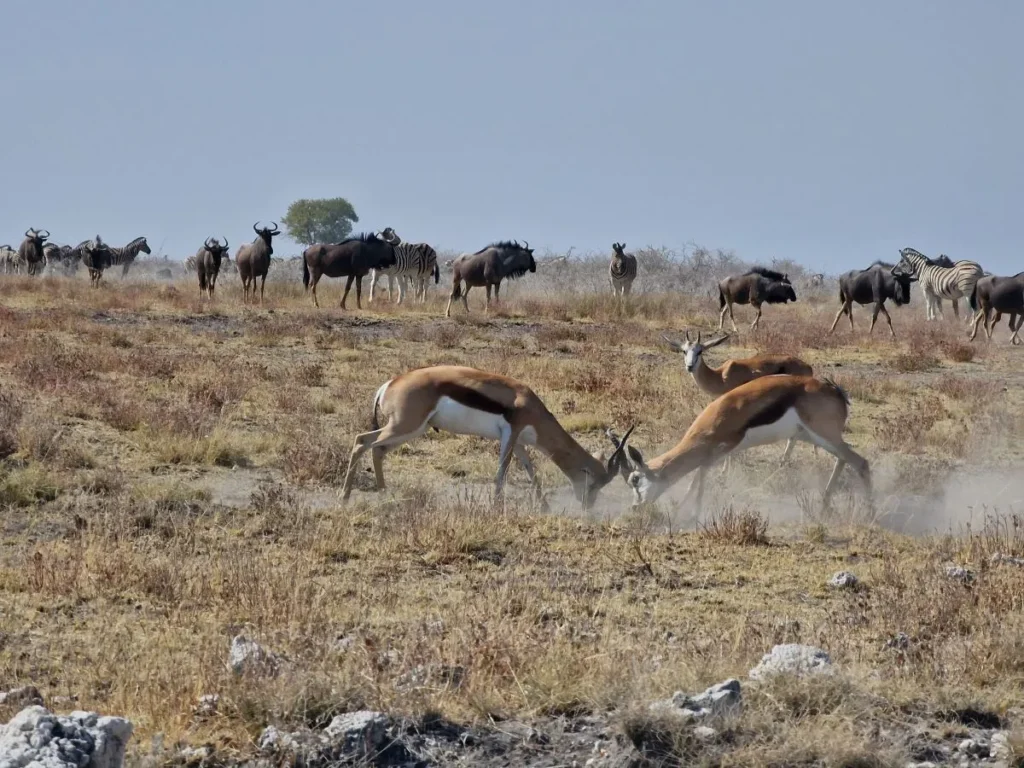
[610,375,871,516]
[662,330,813,464]
[341,365,635,511]
[609,242,637,297]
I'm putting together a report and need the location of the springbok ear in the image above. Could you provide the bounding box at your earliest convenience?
[704,334,730,349]
[625,444,646,470]
[661,334,685,353]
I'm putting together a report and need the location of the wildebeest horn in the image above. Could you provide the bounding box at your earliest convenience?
[268,221,279,233]
[523,240,530,250]
[204,237,215,249]
[253,222,262,234]
[38,230,50,239]
[25,229,35,238]
[220,237,228,250]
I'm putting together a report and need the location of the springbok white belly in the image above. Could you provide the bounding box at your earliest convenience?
[427,397,538,445]
[734,407,803,451]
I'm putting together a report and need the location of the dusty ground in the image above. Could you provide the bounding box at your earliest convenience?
[0,266,1022,766]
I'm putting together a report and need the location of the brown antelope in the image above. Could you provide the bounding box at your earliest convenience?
[609,374,871,516]
[342,365,635,510]
[662,330,814,464]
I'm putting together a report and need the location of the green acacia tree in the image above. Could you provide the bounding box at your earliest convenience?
[281,197,359,246]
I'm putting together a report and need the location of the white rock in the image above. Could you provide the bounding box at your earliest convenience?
[990,731,1011,761]
[228,634,283,677]
[654,679,742,723]
[693,725,717,741]
[0,687,44,708]
[990,553,1024,567]
[944,565,975,584]
[0,705,132,768]
[749,644,833,680]
[957,737,988,757]
[193,694,219,719]
[324,711,389,755]
[828,571,859,589]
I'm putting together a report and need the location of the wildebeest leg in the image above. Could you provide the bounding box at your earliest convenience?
[878,303,895,338]
[445,278,459,318]
[829,301,851,334]
[494,282,501,304]
[719,301,738,332]
[355,275,363,309]
[311,272,321,308]
[462,286,471,313]
[259,274,266,306]
[987,310,1001,341]
[341,274,355,309]
[1011,314,1023,345]
[749,302,763,331]
[485,284,492,312]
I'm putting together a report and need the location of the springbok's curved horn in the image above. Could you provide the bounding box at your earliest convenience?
[684,330,692,343]
[696,330,702,344]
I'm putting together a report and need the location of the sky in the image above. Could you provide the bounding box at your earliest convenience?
[2,1,1022,273]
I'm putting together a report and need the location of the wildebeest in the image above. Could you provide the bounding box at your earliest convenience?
[444,240,536,318]
[81,237,114,286]
[717,267,797,331]
[968,272,1024,344]
[195,237,230,299]
[302,232,397,309]
[828,261,913,338]
[18,229,50,276]
[236,222,280,305]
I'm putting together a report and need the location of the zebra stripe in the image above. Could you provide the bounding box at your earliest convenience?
[101,236,151,277]
[896,247,984,322]
[609,243,638,296]
[370,237,439,303]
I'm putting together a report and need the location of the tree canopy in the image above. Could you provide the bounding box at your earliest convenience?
[281,197,359,246]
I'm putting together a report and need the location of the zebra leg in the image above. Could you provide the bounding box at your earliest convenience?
[396,275,406,305]
[951,297,961,322]
[970,308,987,341]
[368,269,379,303]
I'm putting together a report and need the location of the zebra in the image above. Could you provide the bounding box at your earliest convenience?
[609,242,637,297]
[369,227,439,303]
[892,247,984,322]
[99,236,152,278]
[0,245,20,274]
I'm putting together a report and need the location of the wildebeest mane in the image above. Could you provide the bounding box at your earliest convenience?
[868,260,895,270]
[474,240,525,254]
[335,232,383,246]
[744,266,788,282]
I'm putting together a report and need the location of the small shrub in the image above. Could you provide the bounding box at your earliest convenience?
[940,339,976,363]
[888,351,940,372]
[699,506,769,545]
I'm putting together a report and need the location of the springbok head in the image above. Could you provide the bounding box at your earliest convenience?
[574,424,636,506]
[662,330,730,373]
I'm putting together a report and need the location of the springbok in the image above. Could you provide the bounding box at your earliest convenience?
[610,374,871,516]
[341,365,635,510]
[662,330,813,464]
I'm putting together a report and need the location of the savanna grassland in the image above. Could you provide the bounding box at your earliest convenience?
[0,255,1022,767]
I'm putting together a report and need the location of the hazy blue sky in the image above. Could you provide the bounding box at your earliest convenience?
[3,1,1022,272]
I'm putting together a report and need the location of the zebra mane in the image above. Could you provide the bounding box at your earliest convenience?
[122,236,148,250]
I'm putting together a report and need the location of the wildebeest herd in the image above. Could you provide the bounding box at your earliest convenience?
[3,224,1022,344]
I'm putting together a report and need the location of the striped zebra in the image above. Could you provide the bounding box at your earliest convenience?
[369,227,439,303]
[609,241,638,297]
[99,236,152,278]
[0,245,20,274]
[893,247,984,322]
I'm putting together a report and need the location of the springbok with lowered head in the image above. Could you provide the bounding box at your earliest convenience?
[342,365,635,511]
[662,330,813,464]
[609,374,871,516]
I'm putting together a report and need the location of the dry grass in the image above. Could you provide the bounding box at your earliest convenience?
[0,264,1021,764]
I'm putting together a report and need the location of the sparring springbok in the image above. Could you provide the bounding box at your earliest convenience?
[341,365,635,510]
[662,330,814,464]
[609,374,871,516]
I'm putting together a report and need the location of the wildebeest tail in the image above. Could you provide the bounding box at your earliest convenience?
[302,255,310,291]
[718,285,726,309]
[968,282,978,313]
[198,270,207,292]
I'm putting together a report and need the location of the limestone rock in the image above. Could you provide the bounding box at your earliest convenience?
[749,644,833,680]
[0,705,133,768]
